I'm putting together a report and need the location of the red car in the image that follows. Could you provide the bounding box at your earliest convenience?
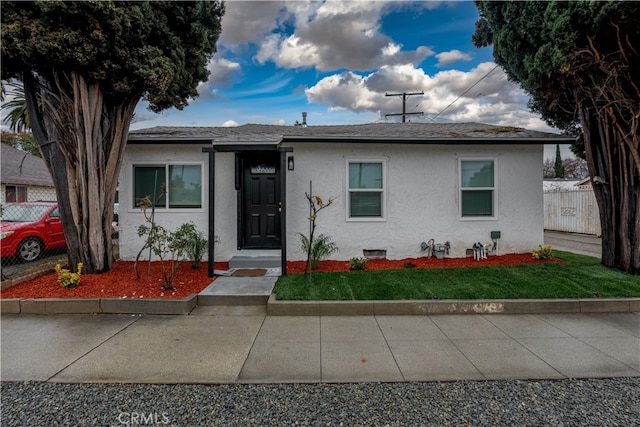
[0,202,66,262]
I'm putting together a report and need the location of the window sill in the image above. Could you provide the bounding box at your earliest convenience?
[128,208,205,214]
[458,216,497,221]
[346,217,387,223]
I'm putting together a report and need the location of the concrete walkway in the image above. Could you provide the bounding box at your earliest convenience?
[544,230,601,258]
[2,309,638,383]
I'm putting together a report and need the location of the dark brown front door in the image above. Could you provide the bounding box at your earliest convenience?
[241,153,281,249]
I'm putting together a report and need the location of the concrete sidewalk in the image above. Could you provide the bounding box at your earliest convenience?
[1,309,638,384]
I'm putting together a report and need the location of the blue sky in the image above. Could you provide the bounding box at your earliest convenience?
[0,1,573,159]
[133,1,555,132]
[132,0,572,160]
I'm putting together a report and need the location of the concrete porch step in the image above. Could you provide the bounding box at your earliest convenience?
[197,276,277,306]
[228,255,281,269]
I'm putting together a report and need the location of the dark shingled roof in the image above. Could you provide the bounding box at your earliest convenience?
[1,144,53,187]
[129,122,574,145]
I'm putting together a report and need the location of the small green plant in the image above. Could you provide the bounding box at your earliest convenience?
[349,257,367,271]
[532,244,553,260]
[403,261,416,268]
[136,222,203,290]
[299,233,338,270]
[180,223,208,269]
[55,262,83,288]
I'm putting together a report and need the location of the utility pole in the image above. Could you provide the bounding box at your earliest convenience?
[385,92,424,123]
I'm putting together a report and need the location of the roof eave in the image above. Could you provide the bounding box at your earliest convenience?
[282,136,576,144]
[127,136,214,145]
[127,134,575,145]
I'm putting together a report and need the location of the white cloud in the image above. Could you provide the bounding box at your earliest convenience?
[222,120,239,127]
[218,1,293,46]
[306,71,381,112]
[197,58,242,98]
[254,33,282,65]
[252,1,434,71]
[435,49,473,67]
[306,62,556,130]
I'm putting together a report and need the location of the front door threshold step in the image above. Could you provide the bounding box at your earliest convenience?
[214,268,281,277]
[228,256,281,269]
[197,276,277,306]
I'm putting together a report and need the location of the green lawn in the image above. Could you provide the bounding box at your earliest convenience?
[274,252,640,301]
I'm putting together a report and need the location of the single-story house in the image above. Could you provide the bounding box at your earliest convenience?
[120,122,574,276]
[1,143,56,205]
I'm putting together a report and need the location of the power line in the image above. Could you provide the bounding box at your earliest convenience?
[431,65,499,121]
[384,92,424,123]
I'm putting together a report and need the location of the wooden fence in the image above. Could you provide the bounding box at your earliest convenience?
[544,188,601,236]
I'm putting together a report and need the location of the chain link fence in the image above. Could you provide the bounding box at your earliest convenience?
[1,185,64,281]
[0,184,118,281]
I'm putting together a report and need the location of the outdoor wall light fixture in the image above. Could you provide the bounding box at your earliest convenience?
[287,156,294,171]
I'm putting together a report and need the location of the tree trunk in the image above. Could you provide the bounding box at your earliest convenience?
[23,70,137,273]
[580,109,640,275]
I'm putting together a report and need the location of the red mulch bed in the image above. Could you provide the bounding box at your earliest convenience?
[1,253,550,300]
[287,253,551,274]
[1,261,228,300]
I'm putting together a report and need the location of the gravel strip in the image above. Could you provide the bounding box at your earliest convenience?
[2,378,638,426]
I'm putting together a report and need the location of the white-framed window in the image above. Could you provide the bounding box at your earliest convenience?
[346,158,386,220]
[459,158,496,218]
[133,163,203,209]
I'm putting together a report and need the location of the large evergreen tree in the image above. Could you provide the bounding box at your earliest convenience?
[1,1,224,273]
[473,1,639,274]
[553,144,565,178]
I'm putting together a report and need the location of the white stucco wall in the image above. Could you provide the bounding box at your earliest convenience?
[117,144,211,260]
[283,143,544,260]
[118,142,544,261]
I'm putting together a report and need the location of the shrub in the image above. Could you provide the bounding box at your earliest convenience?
[349,257,367,271]
[136,222,206,290]
[299,233,338,270]
[180,222,208,269]
[532,244,553,260]
[55,263,83,288]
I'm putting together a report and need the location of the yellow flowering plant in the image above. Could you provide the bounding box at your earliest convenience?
[55,263,83,288]
[532,245,553,260]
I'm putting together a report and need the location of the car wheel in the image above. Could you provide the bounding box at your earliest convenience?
[17,237,44,262]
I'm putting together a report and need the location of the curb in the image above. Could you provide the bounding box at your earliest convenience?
[266,294,640,316]
[2,295,638,316]
[1,294,197,315]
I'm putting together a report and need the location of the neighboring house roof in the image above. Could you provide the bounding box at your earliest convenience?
[129,122,575,145]
[0,144,53,187]
[576,177,593,187]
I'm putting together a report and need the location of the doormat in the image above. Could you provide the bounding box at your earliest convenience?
[231,268,267,277]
